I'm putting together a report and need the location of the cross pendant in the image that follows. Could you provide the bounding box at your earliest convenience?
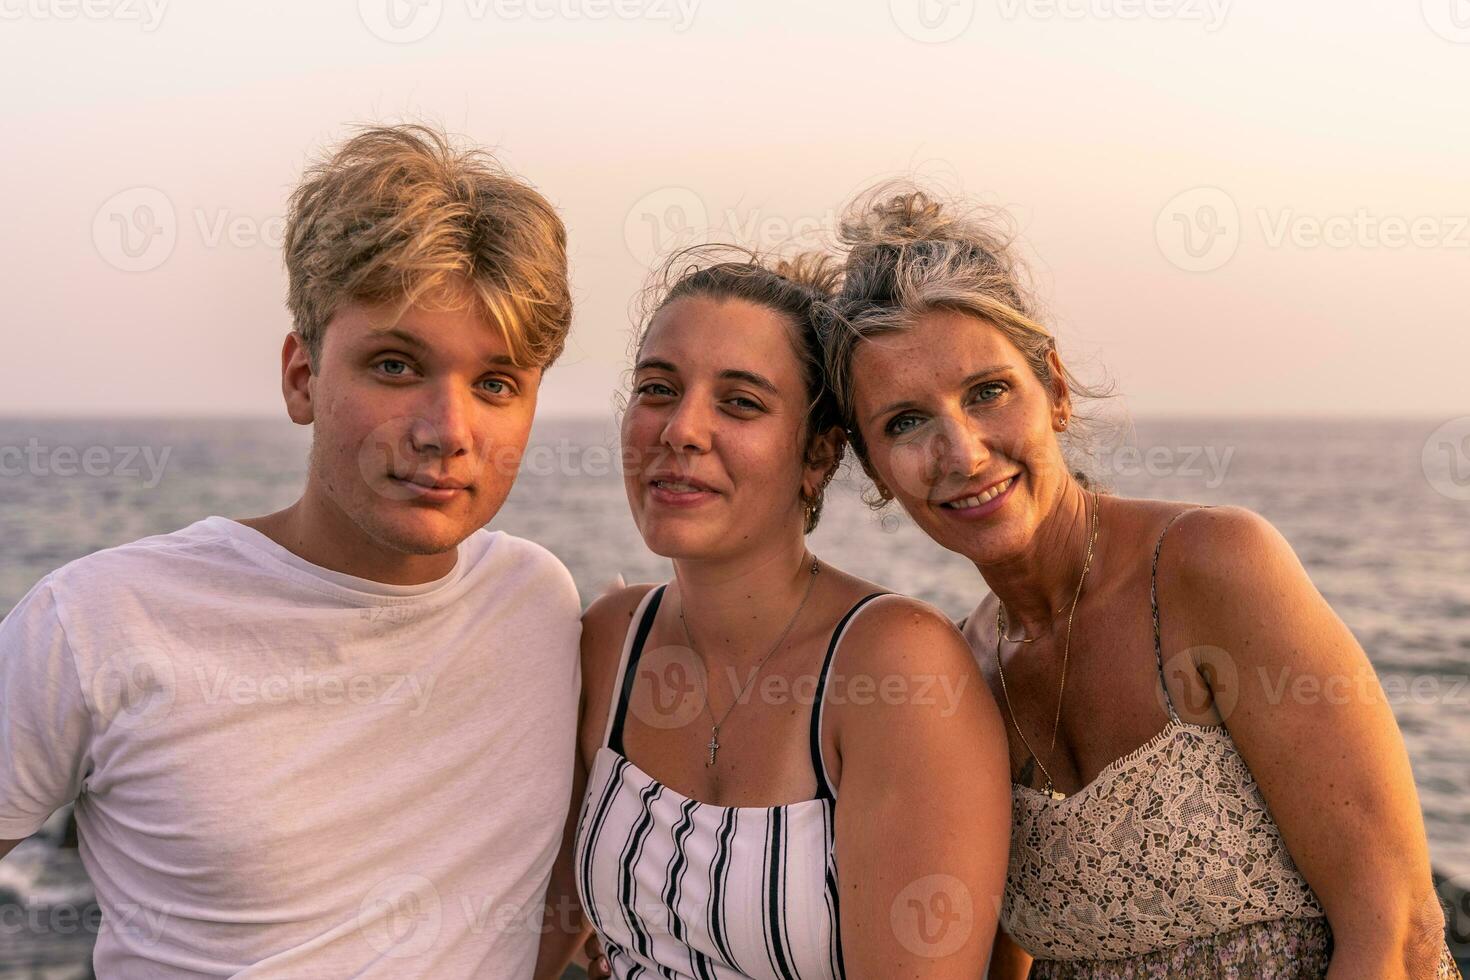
[706,727,720,767]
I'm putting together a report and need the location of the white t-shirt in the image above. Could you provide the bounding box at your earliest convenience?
[0,516,582,978]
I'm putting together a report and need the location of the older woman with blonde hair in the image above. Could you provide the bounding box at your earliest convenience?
[820,185,1461,979]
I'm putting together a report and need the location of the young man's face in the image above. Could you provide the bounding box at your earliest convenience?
[296,296,542,558]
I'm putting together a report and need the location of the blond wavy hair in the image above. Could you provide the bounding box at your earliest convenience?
[283,123,571,368]
[825,182,1112,486]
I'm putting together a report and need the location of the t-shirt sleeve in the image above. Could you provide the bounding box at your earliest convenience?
[0,578,92,839]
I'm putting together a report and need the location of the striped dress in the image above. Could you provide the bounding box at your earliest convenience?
[574,585,889,980]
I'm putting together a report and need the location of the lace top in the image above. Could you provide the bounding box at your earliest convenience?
[999,507,1324,961]
[1002,719,1323,960]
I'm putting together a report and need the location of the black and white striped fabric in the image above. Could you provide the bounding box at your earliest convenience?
[574,585,890,980]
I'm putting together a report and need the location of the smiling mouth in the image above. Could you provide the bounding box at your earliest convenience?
[650,479,716,494]
[389,474,471,497]
[939,475,1018,509]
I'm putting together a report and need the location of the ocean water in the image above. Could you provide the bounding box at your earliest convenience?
[1,415,1468,973]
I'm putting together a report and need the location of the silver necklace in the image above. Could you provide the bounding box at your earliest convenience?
[679,554,820,767]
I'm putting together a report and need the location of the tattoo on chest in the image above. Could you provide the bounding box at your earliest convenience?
[1018,756,1036,788]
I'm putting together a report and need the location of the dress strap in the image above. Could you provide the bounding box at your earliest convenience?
[810,592,893,802]
[603,584,667,754]
[1150,508,1208,723]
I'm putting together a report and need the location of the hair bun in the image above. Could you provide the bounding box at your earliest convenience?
[839,185,972,249]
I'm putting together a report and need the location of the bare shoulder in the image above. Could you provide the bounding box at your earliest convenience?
[580,583,660,677]
[835,593,980,679]
[582,583,660,638]
[578,583,661,754]
[1157,503,1301,587]
[1151,504,1340,674]
[827,593,1007,790]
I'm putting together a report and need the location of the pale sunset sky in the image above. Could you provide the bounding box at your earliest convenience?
[1,0,1466,419]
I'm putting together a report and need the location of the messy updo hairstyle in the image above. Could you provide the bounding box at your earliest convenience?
[824,183,1111,493]
[626,244,846,533]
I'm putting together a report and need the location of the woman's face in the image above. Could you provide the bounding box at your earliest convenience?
[850,308,1071,565]
[621,294,829,561]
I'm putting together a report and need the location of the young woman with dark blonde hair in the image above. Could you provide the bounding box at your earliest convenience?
[536,248,1011,979]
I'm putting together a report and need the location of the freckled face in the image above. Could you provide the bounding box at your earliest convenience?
[849,309,1070,565]
[621,295,814,561]
[306,300,541,556]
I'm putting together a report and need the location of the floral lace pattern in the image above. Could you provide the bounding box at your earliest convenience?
[1002,720,1324,961]
[1025,915,1463,979]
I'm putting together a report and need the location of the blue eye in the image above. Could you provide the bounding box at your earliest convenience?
[377,359,411,377]
[885,414,922,436]
[480,378,511,395]
[975,382,1008,401]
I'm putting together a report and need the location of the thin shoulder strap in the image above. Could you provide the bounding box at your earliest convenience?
[1150,508,1208,723]
[602,584,667,755]
[810,592,894,802]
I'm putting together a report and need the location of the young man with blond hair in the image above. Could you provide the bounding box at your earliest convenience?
[0,124,581,977]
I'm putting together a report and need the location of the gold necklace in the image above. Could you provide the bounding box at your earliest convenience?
[994,490,1100,800]
[680,554,820,768]
[995,594,1071,643]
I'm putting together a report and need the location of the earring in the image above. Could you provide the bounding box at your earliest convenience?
[1058,417,1069,430]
